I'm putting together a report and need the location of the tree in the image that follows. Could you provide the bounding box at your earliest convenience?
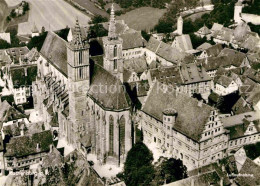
[88,24,108,39]
[141,30,151,41]
[90,15,108,24]
[27,32,48,51]
[154,157,188,184]
[190,34,207,49]
[0,39,11,49]
[122,142,155,186]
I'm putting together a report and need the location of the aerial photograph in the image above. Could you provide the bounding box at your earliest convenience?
[0,0,259,185]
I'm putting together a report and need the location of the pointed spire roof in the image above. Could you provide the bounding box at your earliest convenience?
[108,3,117,39]
[69,18,88,50]
[31,23,39,33]
[178,15,183,21]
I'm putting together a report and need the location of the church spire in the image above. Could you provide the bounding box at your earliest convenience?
[108,3,117,39]
[69,18,86,50]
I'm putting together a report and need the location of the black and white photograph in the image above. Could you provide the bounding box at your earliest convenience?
[0,0,259,185]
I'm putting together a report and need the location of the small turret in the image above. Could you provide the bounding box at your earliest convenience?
[177,16,183,35]
[163,108,177,151]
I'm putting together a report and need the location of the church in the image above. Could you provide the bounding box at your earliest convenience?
[33,5,134,165]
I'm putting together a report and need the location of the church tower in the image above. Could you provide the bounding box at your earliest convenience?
[67,19,90,146]
[177,15,183,35]
[103,4,124,82]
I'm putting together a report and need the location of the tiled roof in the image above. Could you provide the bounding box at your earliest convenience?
[232,97,252,115]
[211,23,223,32]
[0,100,26,123]
[142,81,213,141]
[5,130,53,157]
[24,48,39,62]
[0,49,11,64]
[40,32,68,77]
[149,63,210,86]
[218,48,246,67]
[215,75,233,87]
[149,66,182,86]
[6,46,29,64]
[235,158,260,186]
[212,27,234,42]
[197,25,211,35]
[180,63,211,84]
[123,55,148,74]
[197,56,227,71]
[10,66,37,87]
[174,34,193,51]
[120,31,146,50]
[243,68,260,83]
[241,35,260,51]
[204,44,223,57]
[196,42,212,51]
[146,37,187,64]
[221,111,260,127]
[88,64,132,110]
[188,162,231,185]
[167,171,221,186]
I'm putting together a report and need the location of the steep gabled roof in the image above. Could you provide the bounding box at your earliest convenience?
[215,75,234,87]
[120,31,146,50]
[218,48,246,67]
[146,37,187,64]
[0,100,26,123]
[40,32,68,77]
[142,81,213,141]
[196,42,212,51]
[88,64,131,111]
[5,130,53,157]
[123,55,148,74]
[173,34,193,51]
[235,158,260,186]
[204,44,223,57]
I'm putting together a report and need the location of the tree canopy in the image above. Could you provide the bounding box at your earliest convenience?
[154,157,188,184]
[122,142,155,186]
[119,142,188,185]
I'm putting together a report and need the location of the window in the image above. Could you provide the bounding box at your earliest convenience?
[79,68,83,79]
[167,143,169,147]
[167,126,170,130]
[114,45,117,57]
[114,59,117,70]
[168,118,170,122]
[167,135,169,139]
[79,51,83,64]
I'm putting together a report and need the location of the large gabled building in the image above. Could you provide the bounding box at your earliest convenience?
[141,81,228,170]
[33,5,134,166]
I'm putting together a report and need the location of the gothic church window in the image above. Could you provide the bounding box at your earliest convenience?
[114,45,117,57]
[109,115,114,155]
[114,59,117,70]
[119,116,125,155]
[79,51,83,65]
[79,68,83,79]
